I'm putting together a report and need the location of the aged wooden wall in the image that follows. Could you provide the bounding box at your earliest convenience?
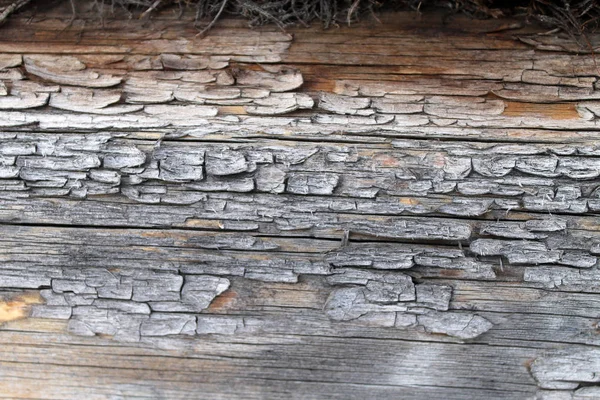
[1,3,600,399]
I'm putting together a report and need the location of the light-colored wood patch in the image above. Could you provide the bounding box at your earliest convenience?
[0,292,43,323]
[182,219,224,229]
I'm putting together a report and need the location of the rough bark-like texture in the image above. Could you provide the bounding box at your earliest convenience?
[1,4,600,399]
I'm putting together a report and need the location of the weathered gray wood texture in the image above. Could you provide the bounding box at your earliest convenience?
[1,4,600,399]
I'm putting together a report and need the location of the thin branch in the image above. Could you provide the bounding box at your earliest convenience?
[0,0,32,26]
[195,0,228,37]
[347,0,360,26]
[140,0,162,19]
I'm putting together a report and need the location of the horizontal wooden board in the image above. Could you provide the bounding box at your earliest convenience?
[1,2,600,399]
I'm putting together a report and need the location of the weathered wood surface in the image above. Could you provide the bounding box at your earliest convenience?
[2,3,600,399]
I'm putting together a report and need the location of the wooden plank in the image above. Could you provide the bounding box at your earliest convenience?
[1,4,600,399]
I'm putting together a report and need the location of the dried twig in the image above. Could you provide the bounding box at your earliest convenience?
[140,0,162,19]
[4,0,600,40]
[0,0,32,26]
[195,0,228,36]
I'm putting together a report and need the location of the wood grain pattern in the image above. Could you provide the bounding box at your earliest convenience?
[1,3,600,399]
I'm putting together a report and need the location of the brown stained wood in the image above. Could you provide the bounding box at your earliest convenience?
[1,4,600,400]
[501,101,581,120]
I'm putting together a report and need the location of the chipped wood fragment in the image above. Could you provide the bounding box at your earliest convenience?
[50,88,143,114]
[235,65,303,92]
[0,91,48,109]
[24,55,122,87]
[245,92,314,115]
